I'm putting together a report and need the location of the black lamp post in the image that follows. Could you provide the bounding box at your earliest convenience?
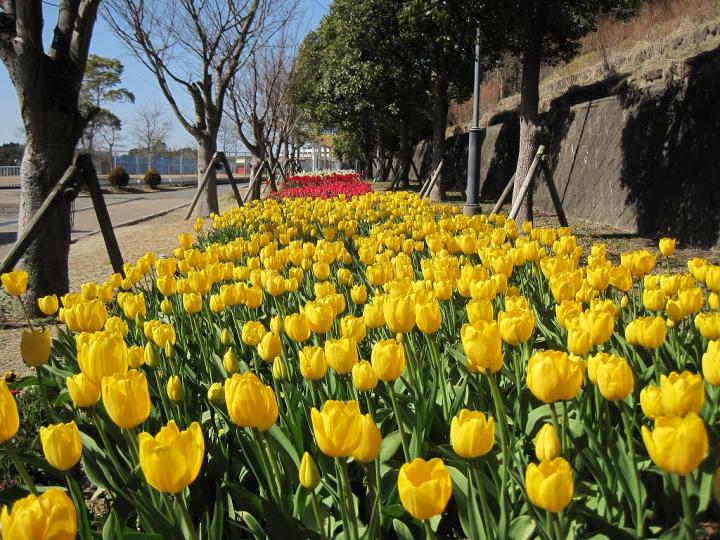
[463,25,482,216]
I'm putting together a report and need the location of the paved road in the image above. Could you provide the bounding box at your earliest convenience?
[0,184,236,257]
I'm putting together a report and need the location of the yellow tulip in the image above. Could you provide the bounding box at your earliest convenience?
[166,375,185,402]
[625,316,667,349]
[340,315,367,342]
[66,373,101,408]
[596,355,634,401]
[566,323,592,356]
[299,451,321,490]
[182,292,202,314]
[660,371,704,416]
[1,270,27,297]
[695,312,720,340]
[659,237,676,257]
[383,295,415,333]
[272,357,287,380]
[207,382,226,406]
[363,302,385,328]
[461,321,502,374]
[304,301,334,334]
[225,372,278,431]
[641,413,708,476]
[467,300,494,324]
[257,332,282,362]
[299,346,328,381]
[39,421,82,471]
[351,284,368,304]
[19,328,52,368]
[77,331,128,388]
[285,313,311,342]
[450,409,495,459]
[310,400,362,457]
[527,350,584,403]
[498,309,535,346]
[352,414,382,463]
[534,424,561,461]
[101,370,151,429]
[415,299,442,334]
[525,457,574,513]
[325,337,358,374]
[0,380,19,443]
[702,341,720,386]
[37,294,59,316]
[643,289,666,312]
[64,299,107,333]
[640,384,664,419]
[397,458,453,521]
[241,321,266,346]
[139,420,204,493]
[0,488,77,540]
[371,339,405,381]
[352,360,378,392]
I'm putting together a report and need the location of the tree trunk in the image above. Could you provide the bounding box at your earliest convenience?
[17,127,77,312]
[511,6,546,225]
[363,147,374,180]
[397,123,412,189]
[249,153,264,200]
[429,72,449,202]
[376,128,388,182]
[196,136,218,215]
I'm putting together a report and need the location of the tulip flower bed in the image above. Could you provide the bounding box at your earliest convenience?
[272,170,371,199]
[2,191,720,539]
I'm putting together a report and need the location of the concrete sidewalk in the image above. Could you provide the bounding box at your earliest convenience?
[0,184,237,259]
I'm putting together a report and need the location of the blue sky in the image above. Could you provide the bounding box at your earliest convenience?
[0,0,330,148]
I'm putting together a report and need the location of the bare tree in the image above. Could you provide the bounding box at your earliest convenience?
[133,105,172,170]
[98,120,124,168]
[0,1,100,309]
[104,0,269,215]
[229,20,298,198]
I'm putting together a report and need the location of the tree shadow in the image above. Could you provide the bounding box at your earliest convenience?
[618,48,720,248]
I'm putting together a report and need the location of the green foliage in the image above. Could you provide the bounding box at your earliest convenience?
[0,386,70,488]
[107,166,130,188]
[0,142,23,167]
[143,168,161,188]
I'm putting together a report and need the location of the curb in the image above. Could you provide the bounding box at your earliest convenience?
[71,202,191,244]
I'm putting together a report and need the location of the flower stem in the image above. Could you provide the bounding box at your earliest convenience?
[473,461,494,540]
[423,520,434,540]
[387,382,410,461]
[620,404,644,537]
[681,475,696,537]
[178,491,198,540]
[4,443,39,495]
[309,489,328,540]
[339,458,359,540]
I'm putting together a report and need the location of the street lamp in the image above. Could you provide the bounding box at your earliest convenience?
[463,25,482,216]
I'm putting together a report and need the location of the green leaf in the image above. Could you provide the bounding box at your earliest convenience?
[508,516,536,540]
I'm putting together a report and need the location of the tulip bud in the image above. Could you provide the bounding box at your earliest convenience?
[534,424,561,461]
[272,357,287,380]
[620,295,629,309]
[160,298,173,315]
[299,451,320,490]
[164,342,174,358]
[166,375,185,402]
[144,342,160,368]
[207,382,226,406]
[220,328,232,346]
[20,328,52,368]
[223,348,239,374]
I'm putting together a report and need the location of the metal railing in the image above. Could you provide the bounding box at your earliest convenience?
[0,166,20,177]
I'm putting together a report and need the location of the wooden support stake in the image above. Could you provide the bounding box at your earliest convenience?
[540,159,569,227]
[491,174,516,215]
[243,160,268,203]
[420,160,444,198]
[0,166,80,275]
[410,160,421,184]
[76,154,125,276]
[185,152,222,219]
[508,145,545,221]
[218,152,244,208]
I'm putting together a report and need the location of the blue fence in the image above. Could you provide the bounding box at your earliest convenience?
[113,156,199,175]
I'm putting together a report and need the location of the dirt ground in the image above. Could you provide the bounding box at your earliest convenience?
[1,189,717,377]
